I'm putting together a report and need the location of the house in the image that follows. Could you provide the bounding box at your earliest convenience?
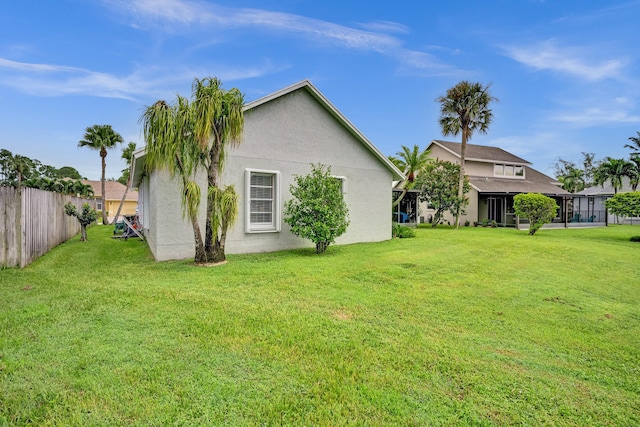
[573,178,639,225]
[130,80,404,261]
[82,180,138,223]
[420,140,571,227]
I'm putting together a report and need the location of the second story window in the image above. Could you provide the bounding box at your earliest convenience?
[494,164,525,178]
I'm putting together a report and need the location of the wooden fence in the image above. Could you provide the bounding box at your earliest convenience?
[0,186,90,268]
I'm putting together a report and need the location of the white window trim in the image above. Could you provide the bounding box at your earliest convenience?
[332,175,347,197]
[494,163,525,179]
[245,168,281,233]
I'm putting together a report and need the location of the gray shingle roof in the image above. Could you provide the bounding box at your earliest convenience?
[575,177,635,196]
[470,167,570,195]
[431,140,531,165]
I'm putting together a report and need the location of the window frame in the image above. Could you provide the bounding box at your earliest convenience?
[332,175,347,198]
[245,169,281,233]
[494,163,526,179]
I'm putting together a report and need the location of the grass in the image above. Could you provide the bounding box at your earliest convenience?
[1,224,639,426]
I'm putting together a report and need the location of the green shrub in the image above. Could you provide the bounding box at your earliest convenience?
[392,223,416,238]
[630,235,640,242]
[513,193,559,235]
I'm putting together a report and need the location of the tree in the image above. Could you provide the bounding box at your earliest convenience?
[553,152,598,190]
[414,160,470,227]
[629,155,640,191]
[57,166,82,180]
[140,77,244,264]
[64,202,98,242]
[594,157,637,194]
[389,144,431,207]
[436,81,496,228]
[113,142,137,222]
[513,193,559,235]
[283,164,350,254]
[78,124,124,224]
[605,192,640,220]
[118,142,137,186]
[625,131,640,156]
[558,166,586,193]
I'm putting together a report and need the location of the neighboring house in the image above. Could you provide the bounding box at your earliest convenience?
[130,80,404,261]
[574,178,639,225]
[82,180,139,223]
[420,140,572,227]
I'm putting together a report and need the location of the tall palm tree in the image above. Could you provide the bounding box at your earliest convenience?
[140,77,244,264]
[389,144,431,207]
[594,157,636,194]
[78,124,124,224]
[112,142,137,223]
[625,131,640,156]
[436,81,496,228]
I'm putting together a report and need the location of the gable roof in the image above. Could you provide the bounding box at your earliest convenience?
[130,80,405,186]
[245,80,404,180]
[83,180,138,201]
[429,140,531,165]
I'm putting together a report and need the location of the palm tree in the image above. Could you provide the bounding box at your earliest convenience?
[112,142,137,223]
[594,157,636,194]
[389,144,431,207]
[629,155,640,191]
[78,124,124,224]
[140,77,244,264]
[558,166,586,193]
[436,81,496,228]
[625,131,640,156]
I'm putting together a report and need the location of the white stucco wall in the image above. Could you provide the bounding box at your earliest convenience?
[141,85,396,261]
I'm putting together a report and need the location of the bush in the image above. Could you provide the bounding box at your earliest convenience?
[283,164,349,254]
[630,236,640,242]
[392,223,415,238]
[513,193,559,235]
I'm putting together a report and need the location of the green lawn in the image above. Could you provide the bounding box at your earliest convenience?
[1,225,639,426]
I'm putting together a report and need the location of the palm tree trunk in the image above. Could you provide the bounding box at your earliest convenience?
[192,216,207,263]
[456,129,468,229]
[101,154,108,225]
[205,142,221,261]
[113,178,129,224]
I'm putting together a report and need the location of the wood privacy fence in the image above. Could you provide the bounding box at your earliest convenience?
[0,186,91,268]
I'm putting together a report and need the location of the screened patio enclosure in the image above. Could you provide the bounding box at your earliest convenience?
[392,189,419,225]
[477,194,568,227]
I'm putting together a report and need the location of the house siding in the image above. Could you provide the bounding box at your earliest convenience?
[136,83,397,261]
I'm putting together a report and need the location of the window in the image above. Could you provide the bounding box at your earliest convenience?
[245,169,280,233]
[332,176,347,197]
[96,200,102,210]
[494,164,525,179]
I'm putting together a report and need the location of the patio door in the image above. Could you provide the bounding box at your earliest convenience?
[487,197,503,223]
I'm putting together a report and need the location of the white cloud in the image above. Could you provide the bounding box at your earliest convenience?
[503,39,628,81]
[103,0,460,74]
[0,56,284,100]
[552,108,640,126]
[356,20,410,34]
[0,57,87,73]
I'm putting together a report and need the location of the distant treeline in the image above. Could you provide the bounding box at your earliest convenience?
[0,148,93,197]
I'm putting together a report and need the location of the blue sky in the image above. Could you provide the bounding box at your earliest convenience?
[1,0,639,180]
